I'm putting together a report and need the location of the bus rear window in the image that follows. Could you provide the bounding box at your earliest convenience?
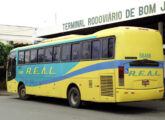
[130,60,159,67]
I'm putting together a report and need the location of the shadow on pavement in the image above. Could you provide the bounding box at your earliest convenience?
[12,95,159,114]
[83,103,157,114]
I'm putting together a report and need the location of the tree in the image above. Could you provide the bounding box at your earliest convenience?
[0,42,13,89]
[0,42,14,66]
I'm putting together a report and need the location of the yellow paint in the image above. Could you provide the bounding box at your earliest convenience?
[49,66,56,75]
[65,60,107,74]
[26,66,56,75]
[7,79,18,93]
[26,67,32,74]
[33,67,40,74]
[18,71,24,74]
[116,88,164,102]
[41,67,48,75]
[115,28,163,60]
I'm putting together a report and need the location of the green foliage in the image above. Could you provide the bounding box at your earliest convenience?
[0,42,14,66]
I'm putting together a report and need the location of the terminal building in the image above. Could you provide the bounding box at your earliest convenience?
[37,0,165,44]
[0,25,43,47]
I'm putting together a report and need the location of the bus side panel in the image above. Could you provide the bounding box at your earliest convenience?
[21,60,116,103]
[64,60,116,102]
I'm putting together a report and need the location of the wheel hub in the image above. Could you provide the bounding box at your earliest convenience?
[71,90,79,105]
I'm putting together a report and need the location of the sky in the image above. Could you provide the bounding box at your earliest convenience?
[0,0,159,28]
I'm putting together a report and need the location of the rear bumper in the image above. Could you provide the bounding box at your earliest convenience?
[116,88,164,102]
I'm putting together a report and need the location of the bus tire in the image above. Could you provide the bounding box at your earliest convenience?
[18,84,29,100]
[68,87,81,108]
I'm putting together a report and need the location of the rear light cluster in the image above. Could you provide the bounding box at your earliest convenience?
[119,66,124,86]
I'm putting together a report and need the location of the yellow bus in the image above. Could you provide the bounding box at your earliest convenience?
[7,27,164,108]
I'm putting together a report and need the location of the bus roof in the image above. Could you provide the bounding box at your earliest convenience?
[11,26,159,52]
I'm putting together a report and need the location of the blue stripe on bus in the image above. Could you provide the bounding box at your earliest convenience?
[16,60,164,87]
[19,36,97,50]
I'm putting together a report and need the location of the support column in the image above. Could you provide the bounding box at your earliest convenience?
[158,21,163,36]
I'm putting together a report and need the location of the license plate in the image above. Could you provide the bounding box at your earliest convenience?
[142,80,149,86]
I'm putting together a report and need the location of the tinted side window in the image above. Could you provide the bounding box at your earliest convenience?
[53,46,61,62]
[38,48,44,63]
[92,40,100,59]
[82,41,91,60]
[45,47,52,62]
[25,51,30,64]
[18,51,24,64]
[108,38,114,58]
[62,44,71,61]
[30,49,37,63]
[102,39,108,58]
[102,37,115,58]
[72,43,80,61]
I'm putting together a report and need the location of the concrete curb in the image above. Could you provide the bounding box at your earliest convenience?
[0,90,17,96]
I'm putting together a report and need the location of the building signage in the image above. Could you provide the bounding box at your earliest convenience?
[62,0,165,32]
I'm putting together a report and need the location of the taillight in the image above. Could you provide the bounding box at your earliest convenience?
[119,66,124,86]
[119,66,124,78]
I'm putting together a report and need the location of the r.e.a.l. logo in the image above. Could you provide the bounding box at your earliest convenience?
[128,70,160,76]
[139,53,151,59]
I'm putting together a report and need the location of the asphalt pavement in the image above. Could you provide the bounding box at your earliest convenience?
[0,90,165,120]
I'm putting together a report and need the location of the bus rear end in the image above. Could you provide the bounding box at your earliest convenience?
[115,27,164,102]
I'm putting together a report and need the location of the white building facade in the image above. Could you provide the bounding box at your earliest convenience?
[0,25,43,46]
[36,0,165,43]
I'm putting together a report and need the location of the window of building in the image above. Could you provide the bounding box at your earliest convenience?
[72,43,80,61]
[53,46,61,62]
[25,51,30,64]
[30,49,37,63]
[45,47,53,62]
[92,40,100,59]
[82,41,91,60]
[18,51,24,64]
[62,44,71,61]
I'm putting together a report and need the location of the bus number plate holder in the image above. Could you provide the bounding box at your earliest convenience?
[142,80,149,86]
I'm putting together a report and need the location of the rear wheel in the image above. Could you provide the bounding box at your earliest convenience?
[68,87,81,108]
[18,84,29,100]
